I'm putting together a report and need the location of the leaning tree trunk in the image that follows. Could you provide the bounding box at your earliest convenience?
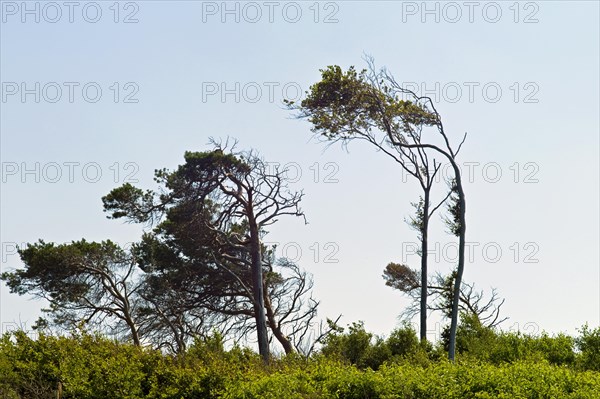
[125,317,141,347]
[121,298,141,347]
[264,289,295,354]
[447,167,466,361]
[247,211,270,363]
[420,190,431,343]
[406,145,466,361]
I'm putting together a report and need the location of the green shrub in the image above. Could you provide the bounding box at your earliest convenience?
[439,313,577,367]
[320,321,423,369]
[534,333,576,366]
[576,324,600,371]
[320,321,384,369]
[387,324,420,357]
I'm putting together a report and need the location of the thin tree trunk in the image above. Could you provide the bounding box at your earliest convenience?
[447,169,466,361]
[420,190,430,343]
[248,213,270,363]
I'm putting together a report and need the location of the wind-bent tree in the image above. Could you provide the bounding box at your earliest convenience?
[383,262,507,329]
[102,140,306,362]
[287,61,467,360]
[1,240,143,345]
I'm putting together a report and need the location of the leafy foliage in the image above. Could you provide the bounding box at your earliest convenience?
[440,313,584,368]
[289,65,438,141]
[320,322,424,370]
[384,266,507,329]
[576,324,600,371]
[1,240,142,344]
[1,325,599,398]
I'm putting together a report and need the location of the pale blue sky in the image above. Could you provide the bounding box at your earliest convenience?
[1,1,598,341]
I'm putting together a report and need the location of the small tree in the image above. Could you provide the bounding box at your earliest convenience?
[383,262,507,329]
[1,240,143,345]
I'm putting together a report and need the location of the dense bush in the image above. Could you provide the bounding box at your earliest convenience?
[576,324,600,371]
[0,323,599,398]
[222,360,600,399]
[437,313,582,368]
[320,322,424,369]
[0,330,147,399]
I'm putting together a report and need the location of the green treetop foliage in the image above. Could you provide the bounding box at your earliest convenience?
[287,65,438,143]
